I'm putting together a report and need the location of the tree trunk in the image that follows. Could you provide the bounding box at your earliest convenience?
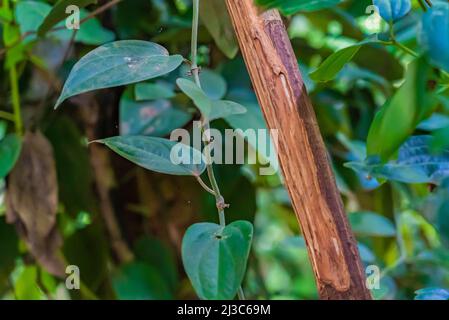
[225,0,372,300]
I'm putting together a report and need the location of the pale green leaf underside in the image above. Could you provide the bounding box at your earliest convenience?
[176,78,246,121]
[98,136,205,176]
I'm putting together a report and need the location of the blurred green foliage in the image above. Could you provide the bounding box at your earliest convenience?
[0,0,449,300]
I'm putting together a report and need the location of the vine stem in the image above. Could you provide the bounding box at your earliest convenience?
[9,64,23,135]
[190,0,244,299]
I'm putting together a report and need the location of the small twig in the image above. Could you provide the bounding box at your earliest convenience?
[195,176,216,195]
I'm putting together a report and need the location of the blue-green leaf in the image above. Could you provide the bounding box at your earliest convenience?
[182,221,253,300]
[55,41,183,108]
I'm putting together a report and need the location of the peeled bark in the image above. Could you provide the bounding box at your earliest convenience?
[224,0,371,299]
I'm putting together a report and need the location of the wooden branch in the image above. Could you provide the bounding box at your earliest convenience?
[225,1,371,299]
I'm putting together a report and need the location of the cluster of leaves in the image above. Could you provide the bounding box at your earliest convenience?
[0,0,448,300]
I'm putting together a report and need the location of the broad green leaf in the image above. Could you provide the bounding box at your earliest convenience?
[112,262,172,300]
[367,59,437,160]
[200,0,238,59]
[14,266,45,300]
[349,211,396,237]
[0,134,22,179]
[373,0,412,22]
[55,41,183,108]
[37,0,97,36]
[415,288,449,300]
[120,89,192,137]
[256,0,343,15]
[419,2,449,72]
[97,136,206,176]
[176,78,246,121]
[182,221,253,300]
[347,136,449,184]
[135,82,175,101]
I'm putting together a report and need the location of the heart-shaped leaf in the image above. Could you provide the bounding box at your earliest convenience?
[373,0,412,22]
[55,40,183,108]
[0,134,22,179]
[182,221,253,300]
[97,136,205,176]
[176,79,246,121]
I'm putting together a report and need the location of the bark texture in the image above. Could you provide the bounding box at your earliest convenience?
[224,0,372,300]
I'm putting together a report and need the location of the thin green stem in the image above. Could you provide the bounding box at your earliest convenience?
[190,0,245,300]
[0,111,15,122]
[9,65,23,135]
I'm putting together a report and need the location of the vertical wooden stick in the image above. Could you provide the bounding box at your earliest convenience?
[225,0,371,299]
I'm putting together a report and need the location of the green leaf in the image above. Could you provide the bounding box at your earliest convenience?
[200,0,239,59]
[176,79,246,121]
[120,88,192,137]
[349,211,396,237]
[0,134,22,179]
[134,236,178,292]
[310,45,362,82]
[15,1,50,38]
[180,66,228,100]
[256,0,343,15]
[135,82,175,101]
[15,2,114,45]
[367,58,437,160]
[182,221,253,300]
[55,40,183,108]
[310,36,380,82]
[37,0,97,36]
[112,262,172,300]
[347,136,449,184]
[97,136,206,176]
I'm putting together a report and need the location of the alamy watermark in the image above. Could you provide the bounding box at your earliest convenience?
[169,121,279,176]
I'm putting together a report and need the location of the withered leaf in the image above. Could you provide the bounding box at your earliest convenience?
[6,131,64,277]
